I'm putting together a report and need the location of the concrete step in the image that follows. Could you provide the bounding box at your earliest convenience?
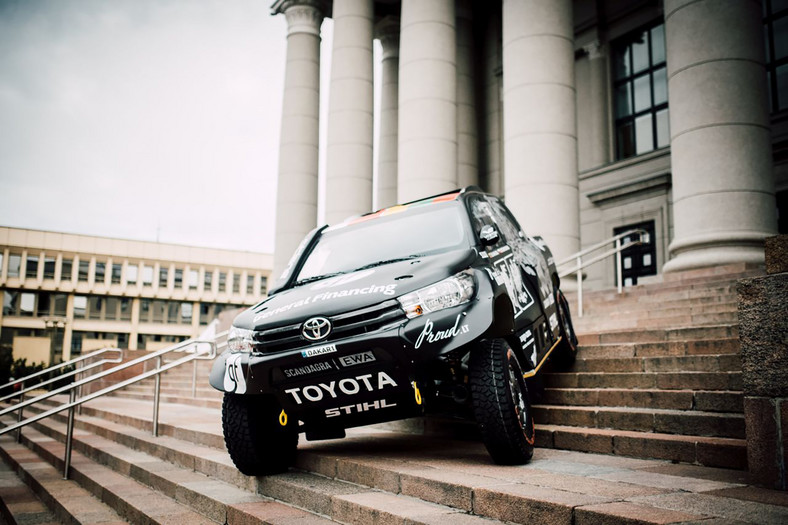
[12,396,788,524]
[574,312,739,332]
[544,371,742,391]
[577,324,739,345]
[569,354,741,373]
[542,388,743,413]
[1,413,335,525]
[535,424,748,470]
[0,457,64,525]
[109,390,223,409]
[0,436,128,524]
[532,405,745,439]
[575,338,740,359]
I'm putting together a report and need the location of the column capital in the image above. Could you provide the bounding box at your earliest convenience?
[582,40,606,60]
[273,0,324,36]
[375,16,400,60]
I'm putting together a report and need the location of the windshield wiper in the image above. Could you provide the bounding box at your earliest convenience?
[294,272,345,286]
[350,255,424,272]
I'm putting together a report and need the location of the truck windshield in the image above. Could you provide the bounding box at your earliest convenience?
[296,205,468,282]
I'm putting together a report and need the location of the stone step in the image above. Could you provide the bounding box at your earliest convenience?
[1,413,336,525]
[0,456,63,525]
[568,354,741,373]
[109,390,223,409]
[0,436,128,524]
[574,312,739,332]
[542,388,743,413]
[577,324,739,345]
[532,405,745,439]
[12,397,783,524]
[544,371,742,391]
[575,338,740,359]
[535,424,748,470]
[577,303,739,321]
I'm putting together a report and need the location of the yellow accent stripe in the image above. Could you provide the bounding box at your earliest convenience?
[522,336,562,379]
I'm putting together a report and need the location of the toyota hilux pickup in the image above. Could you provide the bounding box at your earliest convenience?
[210,187,577,475]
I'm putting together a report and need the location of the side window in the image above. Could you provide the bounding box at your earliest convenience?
[489,198,525,244]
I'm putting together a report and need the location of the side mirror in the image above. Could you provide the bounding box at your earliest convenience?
[479,225,500,246]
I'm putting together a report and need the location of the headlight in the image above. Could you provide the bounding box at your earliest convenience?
[398,270,475,319]
[228,326,255,353]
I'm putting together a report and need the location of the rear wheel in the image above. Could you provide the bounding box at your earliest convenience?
[222,393,298,475]
[470,339,535,465]
[552,289,578,368]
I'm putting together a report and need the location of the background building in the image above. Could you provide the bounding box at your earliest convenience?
[0,227,272,364]
[271,0,786,290]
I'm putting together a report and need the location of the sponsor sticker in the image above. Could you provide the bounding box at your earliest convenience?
[326,398,397,418]
[301,344,337,358]
[284,371,398,405]
[283,361,335,378]
[223,353,247,394]
[415,313,470,349]
[338,351,376,367]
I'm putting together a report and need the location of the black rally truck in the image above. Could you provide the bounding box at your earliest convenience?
[210,187,577,475]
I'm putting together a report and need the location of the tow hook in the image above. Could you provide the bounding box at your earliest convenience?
[412,382,422,405]
[279,409,288,426]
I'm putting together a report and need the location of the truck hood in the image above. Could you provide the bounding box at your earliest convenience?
[234,248,477,330]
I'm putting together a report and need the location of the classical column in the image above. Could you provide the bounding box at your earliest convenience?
[584,41,610,169]
[482,6,503,196]
[502,0,579,263]
[272,0,324,279]
[324,0,374,224]
[375,16,400,209]
[397,0,457,202]
[456,0,478,188]
[663,0,778,272]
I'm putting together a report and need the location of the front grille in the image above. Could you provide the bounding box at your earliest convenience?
[252,300,405,354]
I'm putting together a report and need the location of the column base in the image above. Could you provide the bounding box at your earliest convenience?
[663,231,770,273]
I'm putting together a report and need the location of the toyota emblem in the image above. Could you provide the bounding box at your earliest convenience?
[302,317,331,341]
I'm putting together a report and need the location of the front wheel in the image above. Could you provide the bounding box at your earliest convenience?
[222,393,298,476]
[470,339,535,465]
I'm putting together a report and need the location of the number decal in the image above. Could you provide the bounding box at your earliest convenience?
[224,353,247,394]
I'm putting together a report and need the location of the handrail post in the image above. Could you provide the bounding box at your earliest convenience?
[64,389,76,479]
[152,355,162,437]
[192,358,197,399]
[16,381,25,443]
[616,237,623,294]
[576,255,583,318]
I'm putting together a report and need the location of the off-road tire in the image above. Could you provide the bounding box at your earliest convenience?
[552,289,578,368]
[470,338,535,465]
[222,393,297,476]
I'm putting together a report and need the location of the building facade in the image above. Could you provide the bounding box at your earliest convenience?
[270,0,786,290]
[0,227,272,364]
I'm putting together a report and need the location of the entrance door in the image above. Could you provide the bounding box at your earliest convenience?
[613,220,657,287]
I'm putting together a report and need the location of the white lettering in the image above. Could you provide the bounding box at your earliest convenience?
[338,351,376,367]
[223,354,247,394]
[285,371,399,404]
[325,398,398,418]
[415,314,470,349]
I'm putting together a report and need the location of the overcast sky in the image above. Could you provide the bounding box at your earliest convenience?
[0,0,342,254]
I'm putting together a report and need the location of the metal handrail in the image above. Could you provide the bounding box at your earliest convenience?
[0,331,227,479]
[0,347,123,395]
[556,228,647,317]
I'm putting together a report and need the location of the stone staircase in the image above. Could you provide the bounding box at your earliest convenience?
[534,262,763,469]
[4,395,788,525]
[2,262,783,524]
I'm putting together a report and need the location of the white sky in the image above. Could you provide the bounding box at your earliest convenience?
[0,0,355,255]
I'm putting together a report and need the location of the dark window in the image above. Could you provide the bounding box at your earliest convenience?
[89,296,103,320]
[174,268,183,288]
[37,293,51,316]
[777,189,788,233]
[152,300,166,322]
[167,302,180,324]
[43,256,56,279]
[259,276,268,296]
[199,303,213,325]
[105,297,119,320]
[53,294,68,317]
[140,299,151,322]
[204,270,213,290]
[159,267,169,288]
[61,258,73,281]
[26,255,39,278]
[765,0,788,112]
[613,220,657,287]
[111,263,122,284]
[95,262,106,284]
[232,274,240,294]
[247,275,255,294]
[78,260,90,281]
[219,272,227,292]
[120,298,132,321]
[612,23,669,160]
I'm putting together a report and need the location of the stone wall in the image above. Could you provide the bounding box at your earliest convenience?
[739,234,788,489]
